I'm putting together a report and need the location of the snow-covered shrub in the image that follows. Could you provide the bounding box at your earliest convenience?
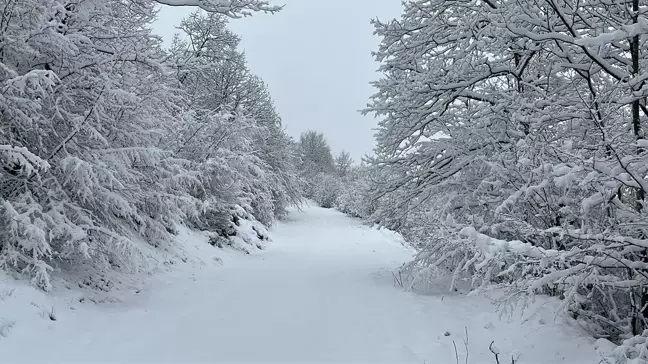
[607,331,648,363]
[335,166,376,218]
[229,205,271,252]
[313,173,342,208]
[204,204,270,252]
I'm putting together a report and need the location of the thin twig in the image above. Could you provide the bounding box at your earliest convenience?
[463,326,469,364]
[489,341,500,364]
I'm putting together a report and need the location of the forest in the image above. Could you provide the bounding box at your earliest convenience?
[3,0,648,362]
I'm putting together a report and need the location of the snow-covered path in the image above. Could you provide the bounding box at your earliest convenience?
[1,205,598,363]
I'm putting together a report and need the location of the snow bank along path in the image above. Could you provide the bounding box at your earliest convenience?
[0,204,598,363]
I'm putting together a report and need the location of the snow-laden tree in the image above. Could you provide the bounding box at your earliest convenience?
[0,0,295,290]
[367,0,648,340]
[165,11,301,226]
[335,164,377,219]
[334,151,353,178]
[296,130,335,197]
[0,0,200,290]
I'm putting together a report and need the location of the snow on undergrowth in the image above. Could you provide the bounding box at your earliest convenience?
[0,204,270,346]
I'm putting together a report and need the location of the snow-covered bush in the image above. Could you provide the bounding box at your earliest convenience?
[335,166,375,218]
[313,173,342,209]
[606,331,648,363]
[205,204,270,253]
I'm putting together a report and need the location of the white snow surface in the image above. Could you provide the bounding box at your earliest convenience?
[0,204,600,363]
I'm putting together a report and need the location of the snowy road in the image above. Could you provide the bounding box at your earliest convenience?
[1,205,598,363]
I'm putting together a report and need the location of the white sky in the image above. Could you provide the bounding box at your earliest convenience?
[152,1,402,162]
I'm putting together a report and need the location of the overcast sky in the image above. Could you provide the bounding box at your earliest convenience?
[152,1,402,162]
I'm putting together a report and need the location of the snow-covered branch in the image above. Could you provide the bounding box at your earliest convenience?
[153,0,282,17]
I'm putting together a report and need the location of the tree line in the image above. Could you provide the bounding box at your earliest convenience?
[0,0,299,290]
[359,0,648,350]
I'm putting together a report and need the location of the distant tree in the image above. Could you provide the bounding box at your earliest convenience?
[297,131,335,196]
[335,151,353,178]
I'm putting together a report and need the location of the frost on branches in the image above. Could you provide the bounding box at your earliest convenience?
[365,0,648,343]
[0,1,299,291]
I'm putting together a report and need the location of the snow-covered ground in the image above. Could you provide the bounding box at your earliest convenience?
[0,204,600,363]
